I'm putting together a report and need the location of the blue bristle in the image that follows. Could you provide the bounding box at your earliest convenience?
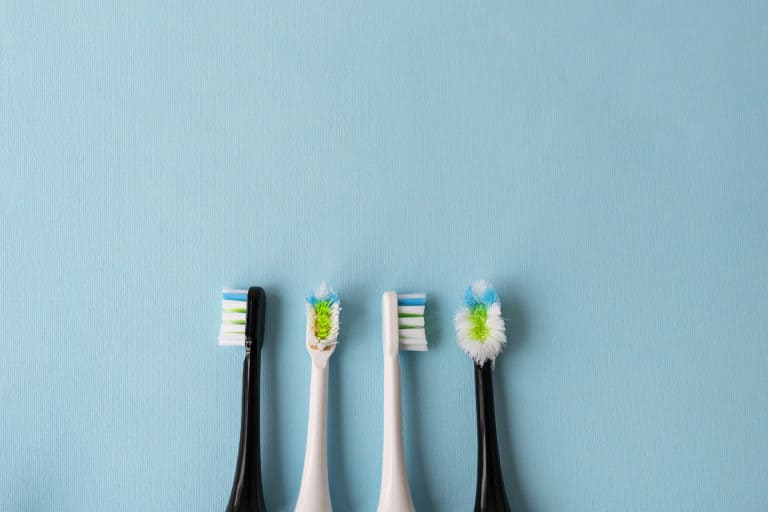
[482,287,498,305]
[464,283,499,308]
[398,296,426,306]
[307,290,339,306]
[222,291,247,301]
[464,287,477,308]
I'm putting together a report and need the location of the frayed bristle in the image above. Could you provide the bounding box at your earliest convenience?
[455,281,506,365]
[306,282,341,348]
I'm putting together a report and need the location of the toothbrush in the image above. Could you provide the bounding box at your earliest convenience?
[455,281,510,512]
[294,283,341,512]
[219,287,267,512]
[378,291,428,512]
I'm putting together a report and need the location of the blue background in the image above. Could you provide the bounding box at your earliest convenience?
[2,1,767,511]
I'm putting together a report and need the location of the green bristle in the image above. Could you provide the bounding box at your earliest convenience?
[469,305,489,342]
[314,300,333,340]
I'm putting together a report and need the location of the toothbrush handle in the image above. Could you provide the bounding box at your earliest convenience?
[226,347,266,512]
[378,354,415,512]
[294,361,332,512]
[474,362,510,512]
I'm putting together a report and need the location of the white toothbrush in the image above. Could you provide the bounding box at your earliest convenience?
[378,291,427,512]
[294,283,341,512]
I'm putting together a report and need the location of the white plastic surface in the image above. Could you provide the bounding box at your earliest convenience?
[377,291,416,512]
[294,313,336,512]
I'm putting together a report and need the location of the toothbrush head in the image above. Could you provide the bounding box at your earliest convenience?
[306,282,340,351]
[455,280,506,366]
[382,291,428,355]
[397,293,427,352]
[219,287,266,350]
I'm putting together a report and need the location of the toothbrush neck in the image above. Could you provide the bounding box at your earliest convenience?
[226,347,265,512]
[383,355,406,468]
[378,353,416,512]
[294,359,332,512]
[474,362,510,512]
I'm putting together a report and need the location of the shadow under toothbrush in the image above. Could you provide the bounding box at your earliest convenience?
[326,304,354,510]
[327,285,370,512]
[327,362,352,511]
[259,288,291,510]
[423,290,444,348]
[493,288,532,512]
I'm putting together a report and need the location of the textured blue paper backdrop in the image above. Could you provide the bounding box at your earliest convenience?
[2,1,767,511]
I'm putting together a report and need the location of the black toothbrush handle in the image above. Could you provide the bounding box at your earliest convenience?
[226,287,266,512]
[474,362,511,512]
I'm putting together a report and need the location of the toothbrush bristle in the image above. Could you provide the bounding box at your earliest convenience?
[219,289,247,346]
[397,293,427,351]
[455,280,506,365]
[306,283,341,348]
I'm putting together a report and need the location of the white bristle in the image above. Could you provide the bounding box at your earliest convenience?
[471,280,491,298]
[219,289,248,347]
[399,339,427,351]
[314,282,332,301]
[306,284,341,348]
[220,323,245,334]
[218,333,246,346]
[397,305,424,315]
[221,312,246,322]
[399,328,426,339]
[399,340,427,351]
[455,281,506,365]
[396,293,427,352]
[398,316,424,327]
[222,300,247,311]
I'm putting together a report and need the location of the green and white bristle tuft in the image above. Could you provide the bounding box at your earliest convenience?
[306,282,341,348]
[397,293,427,351]
[219,289,248,346]
[455,280,506,365]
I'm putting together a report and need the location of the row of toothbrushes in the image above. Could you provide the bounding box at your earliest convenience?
[219,281,510,512]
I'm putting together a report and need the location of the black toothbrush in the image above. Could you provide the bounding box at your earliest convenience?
[474,362,511,512]
[455,281,511,512]
[220,287,267,512]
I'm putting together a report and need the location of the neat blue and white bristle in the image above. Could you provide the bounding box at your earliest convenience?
[397,293,427,352]
[219,289,248,346]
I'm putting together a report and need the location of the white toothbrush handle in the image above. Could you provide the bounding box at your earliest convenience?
[378,292,415,512]
[295,360,332,512]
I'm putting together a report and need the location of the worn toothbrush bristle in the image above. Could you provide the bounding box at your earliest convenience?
[306,282,341,348]
[455,280,506,365]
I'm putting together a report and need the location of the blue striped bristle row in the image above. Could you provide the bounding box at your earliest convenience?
[222,290,248,301]
[396,293,427,351]
[219,289,248,346]
[397,293,426,307]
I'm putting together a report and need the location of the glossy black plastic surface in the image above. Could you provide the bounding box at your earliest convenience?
[245,287,266,351]
[474,362,511,512]
[226,286,266,512]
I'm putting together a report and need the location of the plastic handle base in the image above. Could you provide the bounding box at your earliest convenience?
[474,362,510,512]
[226,347,266,512]
[294,356,333,512]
